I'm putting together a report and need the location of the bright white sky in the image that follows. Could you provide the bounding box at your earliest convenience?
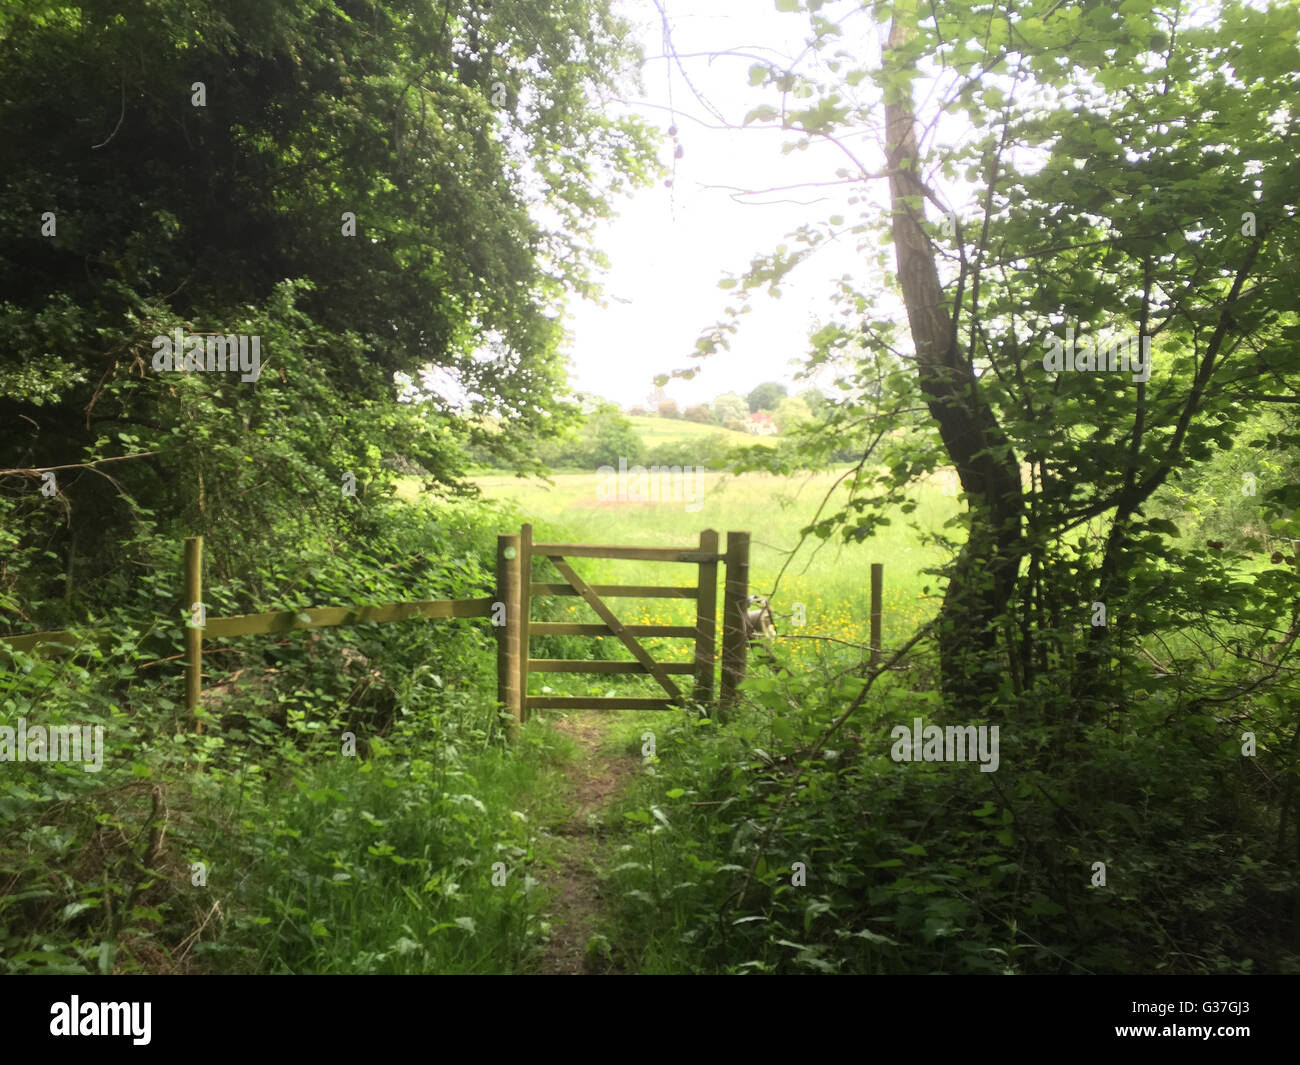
[561,0,889,410]
[559,0,1244,411]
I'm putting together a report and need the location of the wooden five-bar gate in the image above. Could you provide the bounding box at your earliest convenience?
[496,524,752,720]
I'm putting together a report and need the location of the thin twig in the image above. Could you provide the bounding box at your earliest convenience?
[0,452,160,476]
[92,79,126,150]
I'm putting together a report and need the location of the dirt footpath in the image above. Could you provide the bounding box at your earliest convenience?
[536,710,639,975]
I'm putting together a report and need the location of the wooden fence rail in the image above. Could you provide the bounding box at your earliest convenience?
[1,525,887,738]
[0,536,496,734]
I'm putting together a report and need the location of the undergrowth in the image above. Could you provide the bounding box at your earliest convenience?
[598,648,1300,975]
[1,495,576,973]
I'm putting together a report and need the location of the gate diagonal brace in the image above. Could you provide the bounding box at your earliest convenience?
[546,555,682,700]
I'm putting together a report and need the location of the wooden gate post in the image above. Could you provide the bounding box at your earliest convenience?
[719,530,750,716]
[497,533,523,737]
[183,535,203,732]
[518,523,533,722]
[693,529,719,705]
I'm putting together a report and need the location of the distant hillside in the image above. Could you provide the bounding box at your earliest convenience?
[626,415,779,448]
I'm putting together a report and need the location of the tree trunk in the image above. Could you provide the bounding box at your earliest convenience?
[883,11,1025,713]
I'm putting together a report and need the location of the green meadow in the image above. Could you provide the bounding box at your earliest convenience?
[623,415,771,448]
[470,468,960,678]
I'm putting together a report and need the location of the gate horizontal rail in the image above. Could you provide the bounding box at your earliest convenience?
[529,622,697,637]
[531,543,723,563]
[526,696,676,711]
[528,659,696,674]
[529,583,697,598]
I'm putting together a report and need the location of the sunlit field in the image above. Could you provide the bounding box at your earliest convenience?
[623,415,772,448]
[396,462,1275,693]
[460,469,961,693]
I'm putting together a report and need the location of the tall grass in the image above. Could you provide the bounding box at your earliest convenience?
[198,715,578,974]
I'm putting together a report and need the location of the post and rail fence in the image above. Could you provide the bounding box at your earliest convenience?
[1,526,885,735]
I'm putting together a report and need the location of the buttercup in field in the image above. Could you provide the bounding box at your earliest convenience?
[596,457,706,513]
[151,328,262,382]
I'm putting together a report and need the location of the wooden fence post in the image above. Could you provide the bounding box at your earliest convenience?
[719,530,750,716]
[693,529,719,705]
[870,562,883,667]
[184,536,203,732]
[518,523,532,723]
[497,533,523,738]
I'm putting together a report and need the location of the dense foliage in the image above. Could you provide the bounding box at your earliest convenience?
[0,0,659,613]
[0,0,655,973]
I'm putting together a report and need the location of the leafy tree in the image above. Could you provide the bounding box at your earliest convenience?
[0,0,658,601]
[583,404,645,468]
[798,388,828,419]
[643,434,736,469]
[536,401,643,469]
[712,392,748,424]
[683,403,711,424]
[657,399,680,419]
[772,396,811,433]
[611,0,1300,973]
[746,381,787,412]
[685,0,1300,715]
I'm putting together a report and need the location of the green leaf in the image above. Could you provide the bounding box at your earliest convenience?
[59,900,98,921]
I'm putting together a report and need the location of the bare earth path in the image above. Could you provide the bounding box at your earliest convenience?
[536,710,639,975]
